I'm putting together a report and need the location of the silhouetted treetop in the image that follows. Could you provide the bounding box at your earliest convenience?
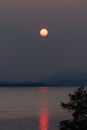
[60,87,87,130]
[61,87,87,121]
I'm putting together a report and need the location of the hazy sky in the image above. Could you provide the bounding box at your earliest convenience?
[0,0,87,82]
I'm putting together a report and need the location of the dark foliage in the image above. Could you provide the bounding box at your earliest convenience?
[60,86,87,130]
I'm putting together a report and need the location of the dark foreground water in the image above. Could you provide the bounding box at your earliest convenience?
[0,87,78,130]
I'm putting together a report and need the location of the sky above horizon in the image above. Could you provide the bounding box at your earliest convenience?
[0,0,87,82]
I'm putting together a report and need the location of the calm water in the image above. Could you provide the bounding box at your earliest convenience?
[0,87,78,130]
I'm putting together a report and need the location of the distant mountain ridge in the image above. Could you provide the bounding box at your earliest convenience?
[0,82,45,87]
[0,71,87,87]
[40,71,87,86]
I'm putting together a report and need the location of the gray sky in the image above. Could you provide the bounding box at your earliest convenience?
[0,0,87,81]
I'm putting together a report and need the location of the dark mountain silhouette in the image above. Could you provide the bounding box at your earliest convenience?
[40,70,87,86]
[0,70,87,87]
[0,82,46,87]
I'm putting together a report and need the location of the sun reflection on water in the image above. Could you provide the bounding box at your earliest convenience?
[39,87,49,130]
[39,108,49,130]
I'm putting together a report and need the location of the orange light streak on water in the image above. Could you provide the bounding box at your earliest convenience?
[39,108,49,130]
[39,87,48,92]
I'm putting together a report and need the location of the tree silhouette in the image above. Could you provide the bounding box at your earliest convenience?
[60,87,87,130]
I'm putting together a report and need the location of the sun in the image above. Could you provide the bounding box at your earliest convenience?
[40,28,48,37]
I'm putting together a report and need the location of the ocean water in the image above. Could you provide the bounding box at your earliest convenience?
[0,87,78,130]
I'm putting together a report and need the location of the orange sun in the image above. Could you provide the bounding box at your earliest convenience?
[40,29,48,37]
